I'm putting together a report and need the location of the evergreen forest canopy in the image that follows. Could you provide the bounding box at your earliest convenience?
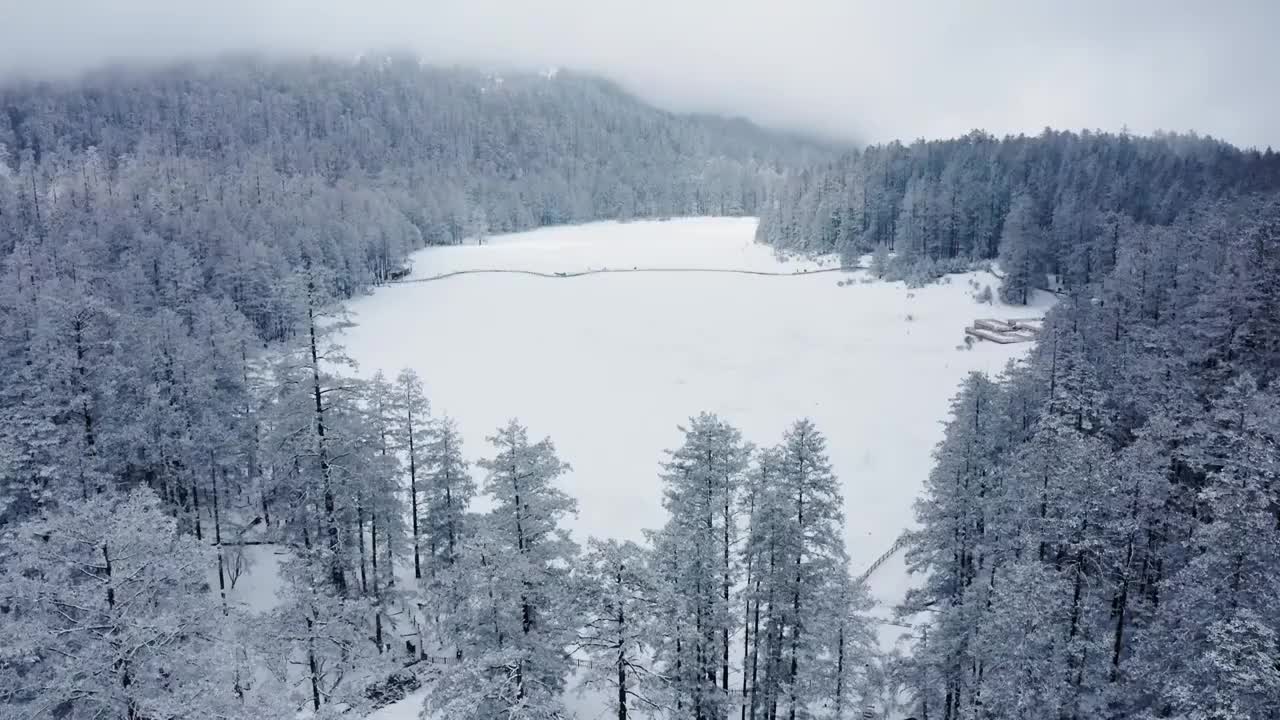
[756,129,1280,298]
[754,135,1280,716]
[4,54,1280,720]
[902,194,1280,720]
[0,55,832,340]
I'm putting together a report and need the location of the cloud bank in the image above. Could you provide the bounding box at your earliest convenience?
[2,0,1276,148]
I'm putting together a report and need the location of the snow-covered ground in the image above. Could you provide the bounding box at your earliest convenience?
[365,689,429,720]
[334,216,1047,718]
[393,218,828,275]
[344,217,1042,570]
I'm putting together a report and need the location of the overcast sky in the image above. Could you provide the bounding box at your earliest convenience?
[2,0,1276,148]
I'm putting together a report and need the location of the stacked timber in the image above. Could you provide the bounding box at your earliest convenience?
[966,317,1042,344]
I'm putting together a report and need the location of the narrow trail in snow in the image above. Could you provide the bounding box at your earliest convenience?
[386,265,857,285]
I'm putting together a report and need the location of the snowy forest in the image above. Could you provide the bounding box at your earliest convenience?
[756,130,1280,300]
[0,56,828,340]
[4,54,1280,720]
[757,132,1280,718]
[900,195,1280,719]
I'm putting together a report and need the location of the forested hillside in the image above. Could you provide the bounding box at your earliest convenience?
[904,196,1280,719]
[757,130,1280,298]
[0,56,830,339]
[0,55,829,520]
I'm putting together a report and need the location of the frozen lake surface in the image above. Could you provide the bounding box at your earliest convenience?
[343,217,1040,570]
[342,216,1046,718]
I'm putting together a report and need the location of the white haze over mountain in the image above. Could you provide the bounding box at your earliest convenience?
[2,0,1276,148]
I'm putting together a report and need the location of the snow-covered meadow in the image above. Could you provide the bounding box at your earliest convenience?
[342,216,1040,580]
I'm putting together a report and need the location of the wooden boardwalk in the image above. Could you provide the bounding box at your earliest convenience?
[386,265,853,285]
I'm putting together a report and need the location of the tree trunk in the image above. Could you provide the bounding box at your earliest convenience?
[445,477,455,567]
[835,622,845,720]
[696,570,706,720]
[358,505,368,594]
[618,603,629,720]
[211,454,228,614]
[1064,551,1086,715]
[308,298,345,593]
[1110,551,1132,682]
[191,477,203,541]
[406,395,421,580]
[788,479,805,720]
[764,539,782,720]
[307,616,322,712]
[723,477,732,699]
[512,458,533,636]
[741,484,758,720]
[741,593,753,720]
[372,511,383,651]
[748,577,763,720]
[676,634,684,715]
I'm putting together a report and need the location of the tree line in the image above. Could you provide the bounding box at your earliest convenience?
[756,129,1280,301]
[902,195,1280,719]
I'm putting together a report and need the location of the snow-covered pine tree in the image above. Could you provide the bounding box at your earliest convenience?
[263,266,360,594]
[903,372,1005,717]
[0,490,283,719]
[576,538,664,719]
[1132,375,1280,719]
[740,445,786,720]
[826,568,875,720]
[428,420,578,720]
[771,419,850,720]
[648,524,695,716]
[358,371,408,653]
[422,415,475,581]
[997,194,1041,305]
[0,264,113,514]
[653,413,750,720]
[420,413,476,653]
[394,369,431,581]
[258,372,398,711]
[185,297,260,613]
[252,274,413,709]
[267,544,383,714]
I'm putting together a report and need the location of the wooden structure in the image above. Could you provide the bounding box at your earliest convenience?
[966,316,1043,344]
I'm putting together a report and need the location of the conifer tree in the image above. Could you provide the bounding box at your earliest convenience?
[773,419,850,720]
[394,369,431,581]
[653,413,750,720]
[576,538,664,719]
[997,194,1041,305]
[429,420,578,720]
[0,490,282,719]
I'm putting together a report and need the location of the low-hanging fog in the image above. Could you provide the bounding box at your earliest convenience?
[2,1,1276,149]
